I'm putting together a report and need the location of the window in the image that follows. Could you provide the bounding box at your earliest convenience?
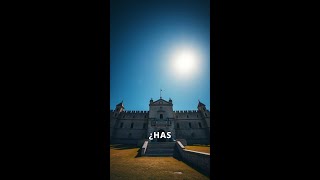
[131,123,134,129]
[120,122,123,128]
[160,114,163,119]
[143,123,147,129]
[205,113,207,117]
[133,115,135,118]
[123,115,125,118]
[144,115,147,118]
[197,115,198,118]
[177,123,180,129]
[176,115,178,118]
[187,115,189,118]
[128,133,132,138]
[189,122,192,128]
[198,122,202,128]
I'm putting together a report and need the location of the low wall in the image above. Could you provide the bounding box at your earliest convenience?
[140,141,148,156]
[176,139,187,146]
[176,141,210,176]
[111,138,139,145]
[184,139,210,145]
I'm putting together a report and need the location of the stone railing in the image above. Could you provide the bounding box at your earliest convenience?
[140,140,149,156]
[176,141,210,176]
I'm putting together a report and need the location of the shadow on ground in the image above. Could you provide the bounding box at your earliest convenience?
[134,149,141,158]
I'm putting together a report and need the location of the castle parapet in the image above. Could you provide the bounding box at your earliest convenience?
[120,110,149,114]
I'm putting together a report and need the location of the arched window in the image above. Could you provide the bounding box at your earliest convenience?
[177,123,180,129]
[198,122,202,128]
[160,114,163,119]
[131,123,134,129]
[120,122,123,128]
[189,122,192,128]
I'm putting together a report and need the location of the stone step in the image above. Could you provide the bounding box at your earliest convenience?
[142,142,176,157]
[148,143,175,145]
[144,153,173,157]
[147,145,175,149]
[148,142,175,145]
[146,149,174,153]
[147,143,176,148]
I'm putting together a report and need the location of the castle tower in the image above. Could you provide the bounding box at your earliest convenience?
[148,98,176,142]
[115,101,125,117]
[110,101,125,141]
[198,100,210,136]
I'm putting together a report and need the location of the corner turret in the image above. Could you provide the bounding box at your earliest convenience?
[114,101,125,117]
[197,100,206,112]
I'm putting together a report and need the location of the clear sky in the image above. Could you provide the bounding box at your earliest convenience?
[110,0,210,111]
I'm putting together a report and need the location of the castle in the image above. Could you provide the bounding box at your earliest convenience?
[110,97,210,145]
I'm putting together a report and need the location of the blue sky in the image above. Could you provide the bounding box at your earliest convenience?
[110,0,210,111]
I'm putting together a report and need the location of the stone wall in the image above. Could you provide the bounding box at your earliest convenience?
[174,119,209,144]
[176,141,210,176]
[110,106,210,145]
[111,138,141,145]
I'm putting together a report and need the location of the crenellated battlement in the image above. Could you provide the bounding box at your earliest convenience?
[110,110,151,114]
[173,110,200,113]
[122,110,149,114]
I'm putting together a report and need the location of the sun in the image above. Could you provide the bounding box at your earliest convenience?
[171,47,200,77]
[174,51,195,74]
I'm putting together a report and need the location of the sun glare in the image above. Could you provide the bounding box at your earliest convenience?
[170,47,201,79]
[174,51,195,74]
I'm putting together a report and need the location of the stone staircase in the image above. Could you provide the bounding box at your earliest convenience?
[144,142,176,157]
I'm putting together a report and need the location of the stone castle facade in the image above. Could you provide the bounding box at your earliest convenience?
[110,97,210,145]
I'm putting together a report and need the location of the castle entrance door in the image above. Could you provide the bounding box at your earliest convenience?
[157,129,166,142]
